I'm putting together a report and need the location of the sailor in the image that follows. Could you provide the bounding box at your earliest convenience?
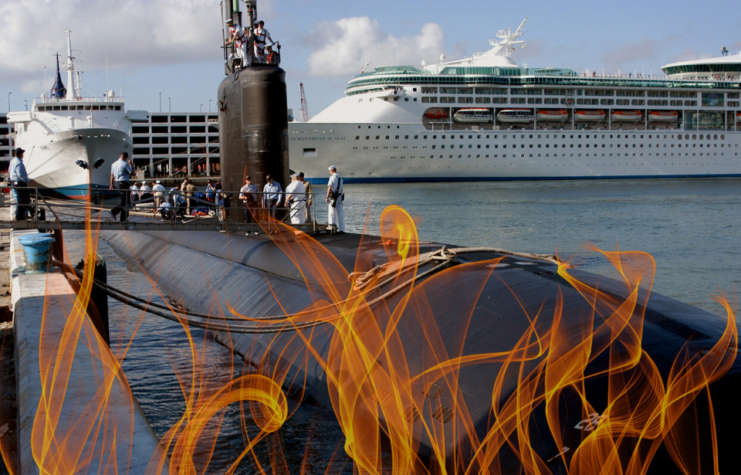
[130,182,140,204]
[298,172,313,223]
[239,175,259,224]
[262,174,283,221]
[139,180,152,201]
[325,165,345,232]
[109,152,134,222]
[285,173,306,225]
[181,178,198,215]
[225,19,249,67]
[254,20,274,62]
[9,148,32,220]
[152,180,166,206]
[205,179,216,204]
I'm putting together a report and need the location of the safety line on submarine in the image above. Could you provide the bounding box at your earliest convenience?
[55,247,558,334]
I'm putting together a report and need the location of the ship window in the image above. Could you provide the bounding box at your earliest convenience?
[355,136,359,140]
[385,136,389,139]
[395,136,399,139]
[92,106,99,110]
[61,106,68,110]
[405,136,409,139]
[432,145,436,149]
[433,135,437,139]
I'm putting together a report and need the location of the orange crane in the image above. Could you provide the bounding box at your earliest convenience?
[300,82,310,122]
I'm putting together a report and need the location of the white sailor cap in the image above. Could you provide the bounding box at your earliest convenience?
[141,181,147,184]
[155,180,161,184]
[328,165,336,170]
[226,19,233,24]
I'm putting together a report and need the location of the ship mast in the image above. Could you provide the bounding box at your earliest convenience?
[65,29,77,100]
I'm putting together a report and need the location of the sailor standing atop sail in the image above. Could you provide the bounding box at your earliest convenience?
[326,165,345,232]
[225,19,249,67]
[254,20,274,62]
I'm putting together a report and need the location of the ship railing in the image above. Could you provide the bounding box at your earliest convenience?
[33,96,125,105]
[0,187,335,235]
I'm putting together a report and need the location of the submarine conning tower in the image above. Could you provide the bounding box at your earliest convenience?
[218,0,289,219]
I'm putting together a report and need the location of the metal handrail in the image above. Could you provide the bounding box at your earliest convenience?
[2,186,328,235]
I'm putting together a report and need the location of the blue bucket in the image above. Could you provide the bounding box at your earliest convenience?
[18,234,56,273]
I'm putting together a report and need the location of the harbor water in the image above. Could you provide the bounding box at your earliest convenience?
[63,177,739,473]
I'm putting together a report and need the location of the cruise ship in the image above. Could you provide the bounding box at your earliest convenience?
[7,31,147,199]
[289,19,741,183]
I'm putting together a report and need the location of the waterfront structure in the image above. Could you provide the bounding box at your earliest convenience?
[0,114,13,164]
[289,19,741,183]
[130,112,221,178]
[5,31,145,199]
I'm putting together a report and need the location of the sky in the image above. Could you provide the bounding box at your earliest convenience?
[1,0,740,117]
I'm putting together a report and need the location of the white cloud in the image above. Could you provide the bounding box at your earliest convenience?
[305,17,446,77]
[0,0,241,82]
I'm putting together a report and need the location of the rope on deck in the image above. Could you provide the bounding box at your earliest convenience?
[54,246,558,334]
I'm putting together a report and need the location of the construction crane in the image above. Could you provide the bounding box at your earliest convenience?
[300,82,310,122]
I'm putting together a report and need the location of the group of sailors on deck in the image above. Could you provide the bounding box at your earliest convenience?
[225,18,278,68]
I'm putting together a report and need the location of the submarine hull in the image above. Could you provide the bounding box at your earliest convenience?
[103,229,740,472]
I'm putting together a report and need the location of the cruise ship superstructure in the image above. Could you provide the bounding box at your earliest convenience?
[7,31,147,199]
[289,19,741,183]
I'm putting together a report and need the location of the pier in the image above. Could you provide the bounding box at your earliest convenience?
[0,199,169,474]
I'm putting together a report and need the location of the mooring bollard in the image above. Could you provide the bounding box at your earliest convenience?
[17,234,56,273]
[75,256,110,345]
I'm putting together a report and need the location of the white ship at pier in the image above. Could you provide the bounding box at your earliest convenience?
[289,19,741,183]
[7,31,147,199]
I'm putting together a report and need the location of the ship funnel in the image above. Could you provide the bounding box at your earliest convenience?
[50,54,67,100]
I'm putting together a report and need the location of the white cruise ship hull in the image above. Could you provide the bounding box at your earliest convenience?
[289,123,741,184]
[21,128,131,199]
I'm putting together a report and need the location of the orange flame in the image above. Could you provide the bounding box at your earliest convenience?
[1,203,736,474]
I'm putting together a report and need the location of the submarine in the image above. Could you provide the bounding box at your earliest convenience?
[102,2,740,472]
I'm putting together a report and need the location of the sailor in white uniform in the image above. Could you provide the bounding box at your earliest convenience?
[152,180,166,206]
[225,19,249,67]
[285,173,306,225]
[254,20,274,62]
[326,165,345,232]
[130,183,139,204]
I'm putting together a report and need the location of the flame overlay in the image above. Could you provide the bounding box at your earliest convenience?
[2,202,737,474]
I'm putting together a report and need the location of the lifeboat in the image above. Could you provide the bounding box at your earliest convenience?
[574,110,606,122]
[611,110,643,122]
[453,108,493,123]
[536,109,568,121]
[648,111,679,122]
[496,109,533,123]
[425,110,448,120]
